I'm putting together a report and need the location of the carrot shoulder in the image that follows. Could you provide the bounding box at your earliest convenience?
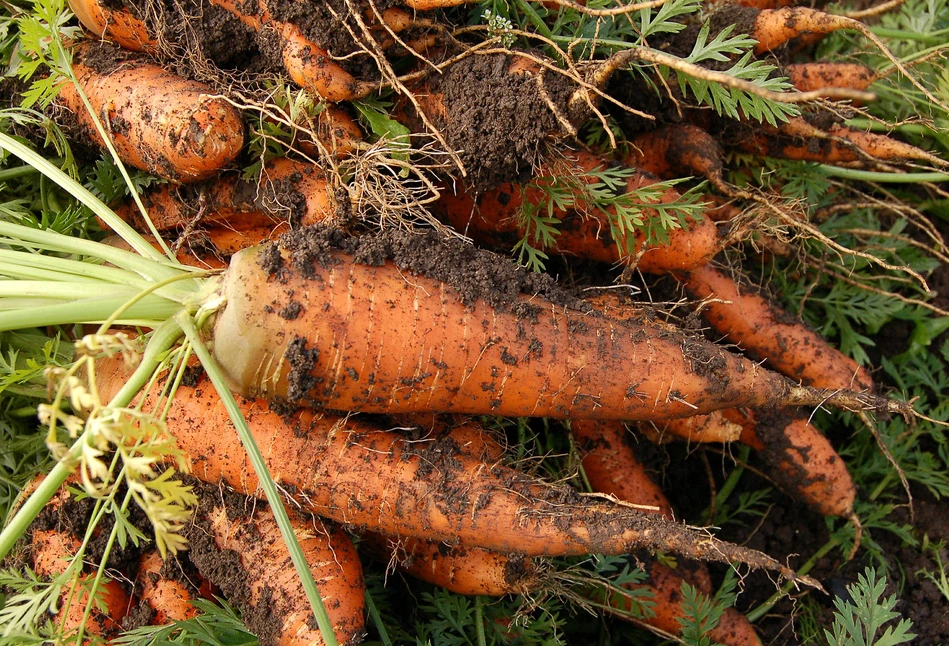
[61,41,245,182]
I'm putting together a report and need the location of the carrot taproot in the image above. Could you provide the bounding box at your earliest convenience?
[785,62,876,93]
[570,420,761,645]
[187,497,366,646]
[31,528,133,640]
[433,150,725,274]
[208,0,375,102]
[136,550,199,624]
[626,124,726,189]
[724,408,857,518]
[751,7,853,54]
[67,0,157,52]
[675,263,874,391]
[768,121,942,165]
[108,157,337,233]
[364,532,539,596]
[296,104,364,158]
[92,359,810,578]
[60,41,245,183]
[639,412,744,444]
[207,227,897,420]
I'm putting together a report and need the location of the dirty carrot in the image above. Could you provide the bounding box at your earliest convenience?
[187,496,366,646]
[639,411,744,444]
[675,263,874,391]
[209,227,900,420]
[90,357,812,578]
[626,124,727,189]
[67,0,157,52]
[751,7,855,53]
[433,149,725,274]
[785,62,876,93]
[136,550,200,624]
[60,41,245,183]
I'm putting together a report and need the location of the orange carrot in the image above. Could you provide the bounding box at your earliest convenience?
[725,408,857,518]
[92,358,807,576]
[296,104,364,158]
[752,8,853,53]
[60,41,245,182]
[675,263,874,391]
[433,149,725,274]
[67,0,157,52]
[639,412,744,444]
[189,498,365,646]
[136,550,199,624]
[207,228,888,420]
[785,62,876,93]
[626,124,726,187]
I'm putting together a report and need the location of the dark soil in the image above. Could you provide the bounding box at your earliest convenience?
[426,53,577,191]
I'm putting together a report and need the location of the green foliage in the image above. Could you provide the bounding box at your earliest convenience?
[112,599,258,646]
[676,568,740,645]
[825,568,915,646]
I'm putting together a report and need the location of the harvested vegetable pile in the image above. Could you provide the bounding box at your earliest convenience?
[0,0,947,643]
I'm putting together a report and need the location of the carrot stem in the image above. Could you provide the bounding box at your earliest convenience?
[0,318,182,563]
[175,312,339,646]
[365,589,393,646]
[746,535,840,623]
[817,166,949,183]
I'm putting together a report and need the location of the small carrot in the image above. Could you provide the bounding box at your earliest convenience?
[60,41,245,183]
[626,124,726,189]
[675,263,874,391]
[67,0,157,52]
[725,408,857,519]
[639,412,744,444]
[136,550,200,624]
[785,62,876,93]
[752,7,854,54]
[189,497,366,646]
[433,150,725,274]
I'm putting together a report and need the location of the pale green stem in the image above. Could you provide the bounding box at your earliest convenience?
[365,589,392,646]
[0,296,181,332]
[0,248,178,289]
[0,282,147,299]
[818,166,949,183]
[746,536,839,623]
[0,132,169,261]
[0,319,183,561]
[175,313,339,646]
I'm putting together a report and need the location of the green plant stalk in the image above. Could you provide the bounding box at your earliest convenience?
[0,164,40,181]
[0,296,182,331]
[475,596,487,646]
[175,313,339,646]
[0,318,182,562]
[364,589,393,646]
[818,166,949,183]
[746,535,840,623]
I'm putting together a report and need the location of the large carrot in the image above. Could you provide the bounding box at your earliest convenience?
[208,227,895,420]
[60,41,245,182]
[93,359,809,577]
[187,496,366,646]
[433,149,725,274]
[675,263,874,391]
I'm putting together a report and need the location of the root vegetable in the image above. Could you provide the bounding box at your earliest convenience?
[785,62,876,93]
[188,498,365,646]
[93,359,811,577]
[67,0,156,52]
[626,124,726,188]
[209,228,895,420]
[61,41,245,182]
[639,412,743,444]
[433,149,725,274]
[675,263,874,391]
[136,550,199,624]
[752,8,853,53]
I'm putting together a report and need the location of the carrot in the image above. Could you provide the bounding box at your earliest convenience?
[60,41,245,183]
[136,550,200,624]
[31,528,133,640]
[433,150,726,274]
[675,263,874,391]
[92,359,809,577]
[208,0,375,102]
[725,408,857,518]
[764,121,942,165]
[785,62,876,93]
[67,0,157,52]
[570,419,673,516]
[207,227,894,420]
[188,496,365,646]
[364,532,539,596]
[107,157,338,233]
[751,7,853,54]
[570,420,762,645]
[626,124,726,189]
[296,104,364,158]
[639,412,744,444]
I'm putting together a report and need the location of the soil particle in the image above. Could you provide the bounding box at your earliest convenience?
[427,53,577,191]
[285,335,321,401]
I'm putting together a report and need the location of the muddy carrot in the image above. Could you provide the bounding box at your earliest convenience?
[785,63,876,93]
[67,0,157,52]
[136,550,199,624]
[626,124,726,188]
[751,7,854,53]
[60,41,245,183]
[639,412,744,444]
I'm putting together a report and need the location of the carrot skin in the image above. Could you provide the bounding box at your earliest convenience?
[61,42,245,182]
[136,551,199,624]
[626,124,725,185]
[67,0,157,52]
[639,411,743,444]
[785,63,875,93]
[189,500,366,646]
[210,233,797,421]
[434,150,724,274]
[752,8,850,54]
